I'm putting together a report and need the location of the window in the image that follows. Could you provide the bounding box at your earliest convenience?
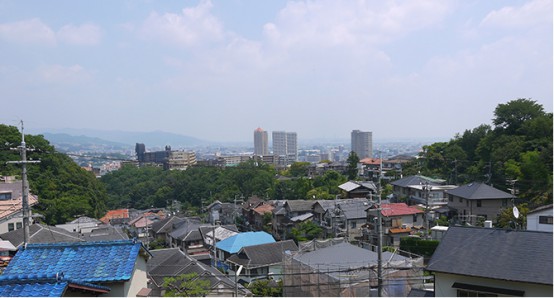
[457,289,497,297]
[539,216,553,225]
[16,222,22,229]
[413,214,418,223]
[502,199,508,207]
[351,221,357,229]
[8,223,14,232]
[476,200,482,207]
[459,197,463,203]
[0,192,12,200]
[449,195,453,202]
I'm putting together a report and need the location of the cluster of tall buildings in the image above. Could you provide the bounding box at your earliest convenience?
[254,128,298,163]
[254,128,373,163]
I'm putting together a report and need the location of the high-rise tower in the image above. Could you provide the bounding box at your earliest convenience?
[254,128,269,156]
[351,130,373,159]
[272,131,298,163]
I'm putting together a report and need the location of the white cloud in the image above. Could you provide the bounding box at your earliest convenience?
[139,0,224,47]
[0,18,101,46]
[36,64,92,84]
[0,18,56,45]
[480,0,552,28]
[57,23,102,45]
[264,0,453,48]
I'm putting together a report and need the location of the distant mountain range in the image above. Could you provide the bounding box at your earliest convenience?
[34,129,209,149]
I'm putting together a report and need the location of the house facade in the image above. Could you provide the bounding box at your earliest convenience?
[446,182,515,225]
[0,177,39,234]
[427,226,553,297]
[366,203,424,246]
[527,204,553,232]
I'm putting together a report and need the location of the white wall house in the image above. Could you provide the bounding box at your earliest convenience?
[527,204,553,232]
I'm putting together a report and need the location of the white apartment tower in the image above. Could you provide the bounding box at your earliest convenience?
[351,130,373,159]
[272,131,298,163]
[254,128,269,156]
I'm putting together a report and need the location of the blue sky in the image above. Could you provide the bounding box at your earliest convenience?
[1,0,552,142]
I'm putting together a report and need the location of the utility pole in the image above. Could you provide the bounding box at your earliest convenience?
[421,181,431,239]
[6,121,40,246]
[377,154,383,297]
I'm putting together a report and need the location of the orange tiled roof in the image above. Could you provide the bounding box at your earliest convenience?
[360,158,381,165]
[253,204,275,215]
[0,196,38,220]
[389,227,412,234]
[100,209,129,224]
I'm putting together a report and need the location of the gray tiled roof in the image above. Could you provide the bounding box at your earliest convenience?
[81,226,129,241]
[390,175,445,187]
[426,226,553,285]
[147,248,250,295]
[150,216,184,234]
[445,182,515,200]
[285,200,316,212]
[227,240,299,268]
[0,224,82,247]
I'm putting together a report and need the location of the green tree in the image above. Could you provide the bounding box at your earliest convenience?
[162,272,210,297]
[345,151,359,180]
[493,98,545,134]
[289,162,310,177]
[496,203,528,229]
[291,221,323,242]
[248,279,283,297]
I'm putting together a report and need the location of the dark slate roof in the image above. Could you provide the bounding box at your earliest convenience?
[227,240,299,268]
[334,198,370,219]
[0,224,82,248]
[390,175,445,187]
[3,240,146,283]
[427,227,553,285]
[285,200,316,212]
[528,204,553,215]
[0,273,111,297]
[445,182,515,200]
[168,218,204,241]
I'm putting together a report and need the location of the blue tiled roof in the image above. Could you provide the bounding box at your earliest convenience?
[3,240,144,283]
[216,231,275,254]
[0,273,111,297]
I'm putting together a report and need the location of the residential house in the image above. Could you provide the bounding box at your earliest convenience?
[226,240,299,284]
[147,248,251,297]
[283,241,423,297]
[446,182,515,225]
[167,218,210,261]
[215,231,275,270]
[55,216,102,234]
[149,216,185,244]
[80,225,129,242]
[359,158,381,180]
[427,226,553,297]
[199,225,239,265]
[338,181,377,199]
[366,203,424,247]
[241,196,265,230]
[100,209,130,226]
[207,201,242,225]
[390,175,446,202]
[526,204,553,232]
[128,212,163,243]
[317,198,370,240]
[251,203,275,231]
[0,177,39,234]
[0,223,82,248]
[0,239,152,297]
[272,200,315,240]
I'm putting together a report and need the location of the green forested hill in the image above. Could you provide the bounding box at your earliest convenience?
[403,98,552,207]
[0,124,107,224]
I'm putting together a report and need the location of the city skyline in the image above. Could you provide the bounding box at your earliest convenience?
[1,0,552,142]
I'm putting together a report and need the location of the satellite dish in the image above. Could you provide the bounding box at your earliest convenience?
[513,206,520,219]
